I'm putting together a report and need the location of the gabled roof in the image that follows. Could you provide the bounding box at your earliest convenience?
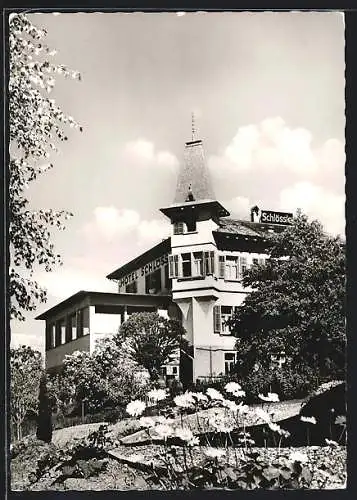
[106,237,171,281]
[216,217,287,238]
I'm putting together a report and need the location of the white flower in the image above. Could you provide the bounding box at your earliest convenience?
[126,400,146,417]
[236,402,250,415]
[255,408,271,423]
[335,415,346,426]
[175,427,194,442]
[187,436,200,447]
[268,422,281,433]
[139,416,155,428]
[300,416,317,425]
[206,388,224,401]
[147,388,167,403]
[325,439,339,447]
[225,382,242,394]
[222,399,239,412]
[204,447,226,459]
[258,392,279,402]
[174,392,195,408]
[233,390,246,398]
[191,392,208,402]
[155,424,173,440]
[289,451,308,463]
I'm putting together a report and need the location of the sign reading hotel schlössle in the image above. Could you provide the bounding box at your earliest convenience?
[119,254,169,288]
[260,210,293,225]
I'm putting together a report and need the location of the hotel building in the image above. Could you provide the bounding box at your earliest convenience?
[36,131,289,385]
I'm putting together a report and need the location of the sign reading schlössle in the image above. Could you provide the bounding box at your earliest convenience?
[260,210,293,225]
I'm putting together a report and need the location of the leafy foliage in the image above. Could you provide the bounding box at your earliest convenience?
[36,373,53,443]
[118,312,187,381]
[48,337,148,414]
[230,213,345,395]
[9,13,82,320]
[10,345,43,441]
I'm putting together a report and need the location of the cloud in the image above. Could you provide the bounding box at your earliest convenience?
[279,181,345,236]
[208,117,345,234]
[224,196,251,218]
[82,206,140,241]
[137,218,171,243]
[121,139,179,172]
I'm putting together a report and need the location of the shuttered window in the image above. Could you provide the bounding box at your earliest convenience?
[213,305,221,333]
[168,254,179,278]
[173,222,185,235]
[218,255,225,278]
[240,256,247,275]
[204,251,215,276]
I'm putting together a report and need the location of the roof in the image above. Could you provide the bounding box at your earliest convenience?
[160,199,230,221]
[35,291,172,320]
[174,139,215,203]
[216,217,288,238]
[106,237,171,281]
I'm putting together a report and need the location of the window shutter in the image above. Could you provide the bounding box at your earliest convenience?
[169,255,174,278]
[210,251,215,275]
[218,255,225,278]
[213,305,221,333]
[203,252,207,276]
[175,254,181,277]
[241,256,247,276]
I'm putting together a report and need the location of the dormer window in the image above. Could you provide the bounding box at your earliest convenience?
[186,218,197,232]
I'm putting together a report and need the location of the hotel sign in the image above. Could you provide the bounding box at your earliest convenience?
[260,210,293,225]
[119,254,169,288]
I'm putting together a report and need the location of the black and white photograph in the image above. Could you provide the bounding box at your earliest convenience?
[7,9,346,491]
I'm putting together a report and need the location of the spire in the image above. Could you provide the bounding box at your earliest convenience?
[173,116,216,204]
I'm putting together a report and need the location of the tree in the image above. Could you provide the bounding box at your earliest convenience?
[36,372,52,443]
[9,13,82,321]
[51,338,148,414]
[230,213,345,394]
[10,345,42,441]
[118,312,187,381]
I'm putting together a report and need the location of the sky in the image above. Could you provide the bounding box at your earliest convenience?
[10,11,345,355]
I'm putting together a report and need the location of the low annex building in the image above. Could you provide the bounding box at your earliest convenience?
[36,129,291,384]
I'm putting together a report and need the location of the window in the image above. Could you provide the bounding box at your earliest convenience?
[77,309,84,338]
[172,366,178,374]
[164,264,169,290]
[55,321,61,347]
[181,253,192,277]
[51,324,56,348]
[65,316,72,343]
[213,306,238,335]
[193,252,203,276]
[145,268,161,294]
[71,313,77,340]
[45,323,52,350]
[186,218,197,232]
[126,281,137,294]
[204,251,215,275]
[225,256,239,280]
[221,306,233,335]
[173,222,185,235]
[253,257,265,266]
[224,352,237,375]
[169,254,179,278]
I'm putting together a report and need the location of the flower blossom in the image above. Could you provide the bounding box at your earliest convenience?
[126,400,146,417]
[187,436,200,446]
[147,388,167,403]
[206,388,224,401]
[325,438,339,447]
[175,427,194,443]
[335,415,346,426]
[255,408,271,423]
[204,447,226,459]
[191,392,208,402]
[224,382,242,394]
[222,399,239,412]
[268,422,281,433]
[300,416,317,425]
[258,392,279,403]
[289,451,308,463]
[174,392,195,408]
[155,424,173,440]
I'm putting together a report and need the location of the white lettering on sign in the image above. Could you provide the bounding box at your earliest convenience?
[260,210,293,225]
[119,254,169,288]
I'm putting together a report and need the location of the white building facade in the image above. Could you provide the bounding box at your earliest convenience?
[37,133,290,384]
